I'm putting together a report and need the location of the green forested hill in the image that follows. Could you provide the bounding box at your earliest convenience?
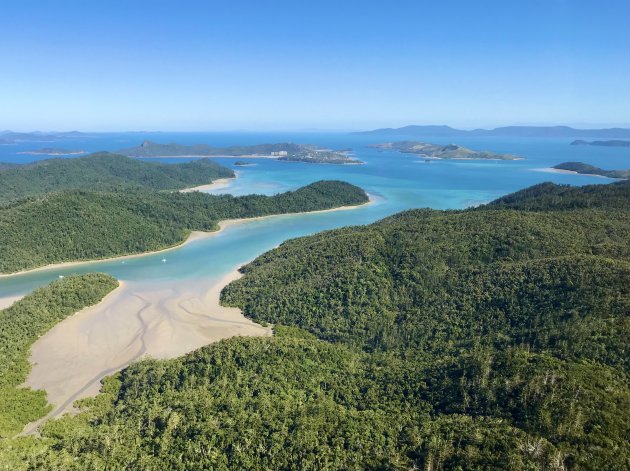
[485,179,630,210]
[0,181,368,273]
[0,152,235,201]
[0,181,628,470]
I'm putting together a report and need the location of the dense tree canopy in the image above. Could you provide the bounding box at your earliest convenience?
[0,180,368,273]
[0,152,235,201]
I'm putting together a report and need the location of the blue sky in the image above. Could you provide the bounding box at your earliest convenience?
[1,0,629,131]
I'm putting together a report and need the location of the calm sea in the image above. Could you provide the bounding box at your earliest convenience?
[0,131,627,297]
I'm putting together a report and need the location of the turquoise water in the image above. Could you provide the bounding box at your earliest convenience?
[0,132,627,298]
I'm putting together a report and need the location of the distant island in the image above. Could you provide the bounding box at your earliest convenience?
[570,139,630,147]
[0,130,87,144]
[18,148,86,156]
[118,141,363,164]
[354,125,630,138]
[552,162,630,179]
[370,141,522,160]
[233,161,254,166]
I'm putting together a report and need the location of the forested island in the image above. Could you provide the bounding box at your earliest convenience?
[0,152,235,201]
[0,179,627,469]
[553,161,630,179]
[570,139,630,147]
[17,148,86,156]
[0,181,368,273]
[118,141,363,164]
[233,160,254,166]
[371,141,522,160]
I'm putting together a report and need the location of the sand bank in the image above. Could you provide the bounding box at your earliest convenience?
[20,196,374,434]
[23,272,270,434]
[533,167,612,178]
[0,295,23,310]
[179,177,234,193]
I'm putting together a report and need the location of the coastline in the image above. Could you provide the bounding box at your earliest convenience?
[533,167,615,179]
[0,195,374,279]
[0,294,23,310]
[23,274,272,434]
[134,154,363,164]
[132,154,278,159]
[19,195,375,433]
[179,177,235,193]
[17,151,86,156]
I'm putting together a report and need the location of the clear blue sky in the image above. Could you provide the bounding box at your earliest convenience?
[1,0,629,131]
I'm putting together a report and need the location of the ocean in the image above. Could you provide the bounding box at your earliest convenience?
[0,131,627,298]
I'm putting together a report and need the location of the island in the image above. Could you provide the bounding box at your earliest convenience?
[552,161,630,179]
[570,139,630,147]
[0,130,87,144]
[117,141,363,164]
[18,147,86,155]
[370,141,522,160]
[233,160,254,166]
[354,124,630,138]
[0,152,235,201]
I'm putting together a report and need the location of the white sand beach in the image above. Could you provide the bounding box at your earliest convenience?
[0,295,23,310]
[22,272,270,434]
[179,177,234,193]
[533,167,612,178]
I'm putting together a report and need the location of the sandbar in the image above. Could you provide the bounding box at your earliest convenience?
[179,177,234,193]
[533,167,613,178]
[22,271,270,434]
[0,295,23,310]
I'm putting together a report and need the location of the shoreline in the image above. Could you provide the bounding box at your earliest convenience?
[136,155,364,164]
[0,195,374,280]
[19,195,375,433]
[22,273,273,434]
[17,151,87,156]
[533,167,615,179]
[179,177,235,193]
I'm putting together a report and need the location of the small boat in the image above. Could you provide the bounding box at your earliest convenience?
[58,275,64,279]
[162,258,167,263]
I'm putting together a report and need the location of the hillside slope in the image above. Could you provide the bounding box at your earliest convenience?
[0,152,234,201]
[0,181,368,273]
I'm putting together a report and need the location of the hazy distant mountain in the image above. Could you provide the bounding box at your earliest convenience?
[571,140,630,147]
[354,125,630,138]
